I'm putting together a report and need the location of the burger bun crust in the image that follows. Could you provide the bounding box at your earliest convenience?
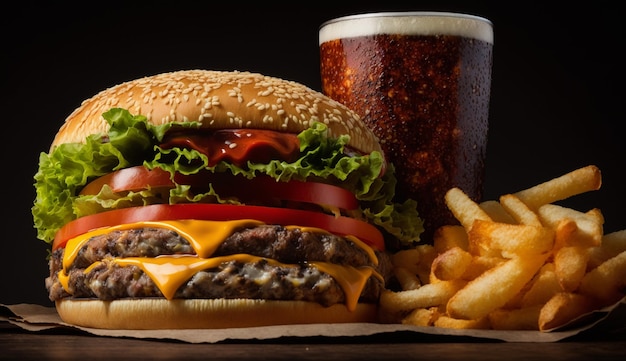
[52,70,382,156]
[55,298,379,329]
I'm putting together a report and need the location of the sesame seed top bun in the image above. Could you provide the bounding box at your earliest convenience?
[51,70,383,156]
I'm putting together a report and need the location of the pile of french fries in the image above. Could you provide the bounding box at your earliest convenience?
[380,165,626,331]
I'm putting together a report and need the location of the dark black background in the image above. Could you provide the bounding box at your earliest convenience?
[2,1,623,306]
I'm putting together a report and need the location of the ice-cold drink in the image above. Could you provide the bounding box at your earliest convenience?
[320,12,493,242]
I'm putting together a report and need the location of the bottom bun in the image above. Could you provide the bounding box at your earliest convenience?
[55,299,379,329]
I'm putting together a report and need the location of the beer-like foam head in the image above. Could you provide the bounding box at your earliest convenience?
[319,12,493,45]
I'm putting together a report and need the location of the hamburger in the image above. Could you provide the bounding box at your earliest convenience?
[32,70,423,329]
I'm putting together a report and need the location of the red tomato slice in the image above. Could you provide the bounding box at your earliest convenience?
[80,166,358,211]
[52,204,384,252]
[79,166,174,195]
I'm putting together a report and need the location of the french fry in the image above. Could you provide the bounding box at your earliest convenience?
[553,218,578,250]
[393,267,422,291]
[461,255,505,281]
[520,263,561,307]
[499,194,543,227]
[402,307,439,327]
[445,187,492,231]
[433,225,469,254]
[514,165,602,211]
[447,254,548,320]
[433,315,491,330]
[502,277,533,309]
[468,220,554,256]
[489,305,542,330]
[587,230,626,270]
[601,229,626,252]
[381,165,625,332]
[480,200,516,224]
[578,250,626,306]
[414,244,438,284]
[553,246,589,292]
[391,248,422,275]
[586,208,605,226]
[380,280,466,313]
[431,247,473,281]
[538,204,603,248]
[538,292,596,331]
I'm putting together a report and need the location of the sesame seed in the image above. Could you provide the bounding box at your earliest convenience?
[259,88,273,97]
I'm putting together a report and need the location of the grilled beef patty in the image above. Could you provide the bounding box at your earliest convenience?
[47,225,391,306]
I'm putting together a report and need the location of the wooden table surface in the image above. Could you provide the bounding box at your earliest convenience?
[2,322,624,361]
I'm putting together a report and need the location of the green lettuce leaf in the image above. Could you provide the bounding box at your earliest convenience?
[33,108,423,246]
